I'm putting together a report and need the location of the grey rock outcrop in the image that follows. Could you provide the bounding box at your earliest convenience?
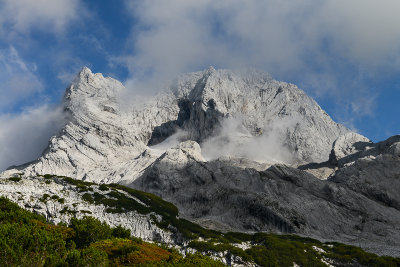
[329,135,400,211]
[131,137,400,257]
[329,132,373,166]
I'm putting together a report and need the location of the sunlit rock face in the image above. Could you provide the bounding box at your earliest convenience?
[328,132,373,166]
[3,67,347,183]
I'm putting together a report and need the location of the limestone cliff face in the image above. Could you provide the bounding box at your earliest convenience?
[3,67,347,182]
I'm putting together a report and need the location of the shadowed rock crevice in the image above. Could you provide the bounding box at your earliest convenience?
[148,98,224,146]
[147,99,191,146]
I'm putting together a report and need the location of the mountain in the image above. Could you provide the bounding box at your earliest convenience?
[1,67,399,259]
[3,67,348,182]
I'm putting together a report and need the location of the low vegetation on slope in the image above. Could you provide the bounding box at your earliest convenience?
[1,175,400,266]
[0,196,223,266]
[187,234,400,267]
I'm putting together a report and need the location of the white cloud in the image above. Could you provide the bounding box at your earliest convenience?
[315,0,400,64]
[123,0,400,119]
[0,46,43,110]
[201,116,295,164]
[0,105,66,171]
[0,0,84,35]
[129,0,400,72]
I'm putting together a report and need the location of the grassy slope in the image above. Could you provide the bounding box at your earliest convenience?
[1,175,400,266]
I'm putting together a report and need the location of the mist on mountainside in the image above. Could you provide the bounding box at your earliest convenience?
[201,116,296,164]
[0,105,66,171]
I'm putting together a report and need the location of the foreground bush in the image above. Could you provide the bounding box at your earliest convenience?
[0,196,224,266]
[70,216,112,247]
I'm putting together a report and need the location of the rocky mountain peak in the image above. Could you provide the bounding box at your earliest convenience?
[3,67,349,182]
[73,66,93,83]
[205,65,216,75]
[69,66,103,94]
[64,67,124,122]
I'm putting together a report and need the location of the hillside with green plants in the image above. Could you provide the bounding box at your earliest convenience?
[0,196,223,266]
[0,176,399,266]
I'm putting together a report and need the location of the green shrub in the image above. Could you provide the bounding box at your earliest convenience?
[0,197,67,266]
[8,177,21,182]
[99,184,109,191]
[0,196,45,224]
[77,185,89,192]
[40,194,50,203]
[62,177,95,187]
[65,247,108,267]
[69,217,112,248]
[325,242,400,266]
[43,174,54,179]
[80,210,92,214]
[176,252,226,266]
[109,184,179,216]
[0,222,68,266]
[60,207,78,215]
[112,225,131,239]
[82,193,94,204]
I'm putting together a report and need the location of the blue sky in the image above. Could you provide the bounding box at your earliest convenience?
[0,0,399,169]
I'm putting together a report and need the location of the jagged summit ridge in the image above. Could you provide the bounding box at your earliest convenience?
[3,67,348,182]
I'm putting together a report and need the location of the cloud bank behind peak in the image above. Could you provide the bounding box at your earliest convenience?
[122,0,400,127]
